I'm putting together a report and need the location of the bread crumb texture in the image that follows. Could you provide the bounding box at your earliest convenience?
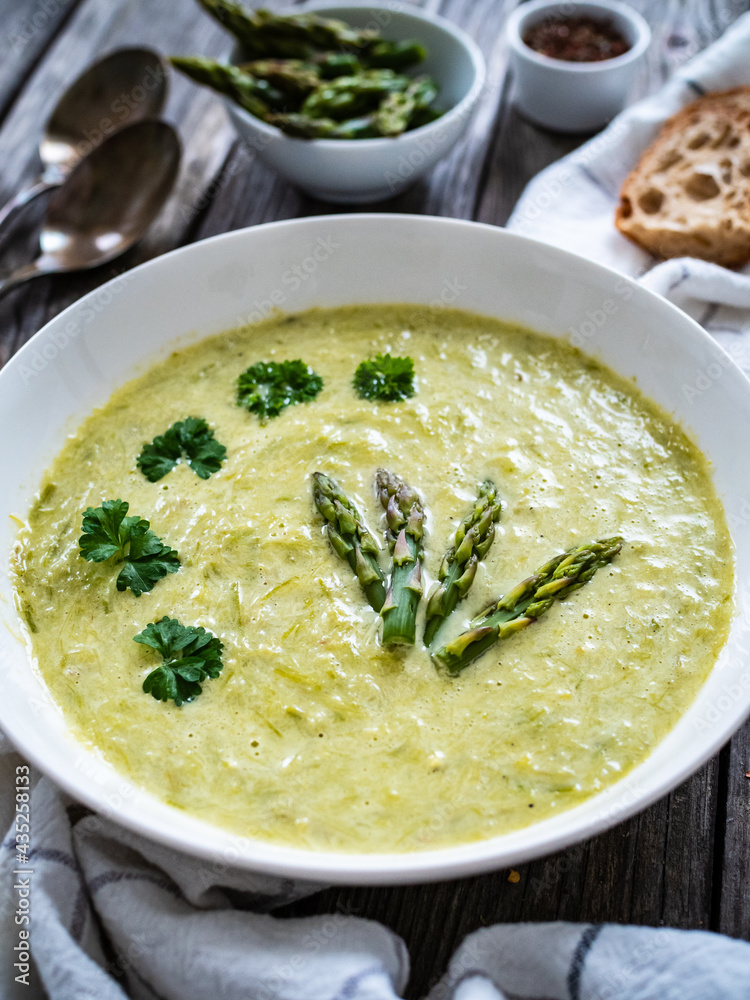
[615,87,750,268]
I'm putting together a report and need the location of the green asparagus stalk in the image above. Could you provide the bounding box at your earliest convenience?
[365,39,427,71]
[169,56,285,116]
[408,106,443,130]
[197,1,378,56]
[315,52,362,79]
[266,112,338,138]
[375,469,426,646]
[328,116,380,139]
[196,0,271,49]
[301,69,409,120]
[432,536,624,674]
[240,59,319,97]
[312,473,386,612]
[246,7,378,49]
[267,112,380,139]
[423,481,502,647]
[372,76,440,137]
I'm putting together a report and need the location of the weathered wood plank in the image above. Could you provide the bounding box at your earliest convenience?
[719,722,750,936]
[0,0,82,124]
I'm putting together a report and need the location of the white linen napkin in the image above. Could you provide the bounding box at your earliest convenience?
[4,14,750,1000]
[507,11,750,374]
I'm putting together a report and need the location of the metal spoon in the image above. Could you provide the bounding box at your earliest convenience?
[0,120,181,300]
[0,47,168,232]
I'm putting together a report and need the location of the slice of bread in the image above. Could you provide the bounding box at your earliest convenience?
[615,87,750,268]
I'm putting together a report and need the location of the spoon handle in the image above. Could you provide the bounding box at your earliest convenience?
[0,176,60,235]
[0,261,48,300]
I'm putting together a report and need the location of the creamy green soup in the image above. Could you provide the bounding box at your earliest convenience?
[12,305,733,852]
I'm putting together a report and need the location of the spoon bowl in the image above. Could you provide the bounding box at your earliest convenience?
[42,47,169,176]
[0,120,181,296]
[41,120,181,270]
[0,48,169,231]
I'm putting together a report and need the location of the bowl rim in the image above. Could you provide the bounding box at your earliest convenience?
[2,212,749,885]
[507,0,652,74]
[223,0,487,147]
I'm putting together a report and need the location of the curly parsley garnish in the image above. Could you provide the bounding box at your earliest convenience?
[134,616,224,706]
[353,353,415,402]
[237,359,323,420]
[137,417,227,482]
[78,499,180,597]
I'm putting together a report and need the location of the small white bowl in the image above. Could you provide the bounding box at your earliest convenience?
[507,0,651,133]
[224,2,486,203]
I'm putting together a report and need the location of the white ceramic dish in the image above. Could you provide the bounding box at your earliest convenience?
[507,0,651,132]
[2,215,749,885]
[224,2,485,202]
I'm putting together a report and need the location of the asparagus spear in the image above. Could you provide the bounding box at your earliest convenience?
[328,116,380,139]
[315,52,362,79]
[266,112,337,138]
[197,1,378,56]
[432,536,624,674]
[267,113,379,139]
[170,56,285,116]
[312,473,386,612]
[375,469,426,646]
[240,59,319,97]
[423,481,502,646]
[408,106,443,130]
[196,0,270,49]
[372,77,440,137]
[247,7,378,49]
[301,69,409,120]
[365,39,427,71]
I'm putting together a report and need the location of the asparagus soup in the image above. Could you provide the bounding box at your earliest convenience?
[12,305,733,852]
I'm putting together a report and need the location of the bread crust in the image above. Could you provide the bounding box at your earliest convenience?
[615,86,750,268]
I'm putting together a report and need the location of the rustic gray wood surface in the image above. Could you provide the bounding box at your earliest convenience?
[0,1,748,996]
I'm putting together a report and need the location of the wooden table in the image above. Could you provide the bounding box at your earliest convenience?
[1,1,748,995]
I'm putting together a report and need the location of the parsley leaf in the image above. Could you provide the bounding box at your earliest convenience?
[237,359,323,420]
[353,354,415,402]
[134,616,224,706]
[79,499,180,597]
[137,417,227,482]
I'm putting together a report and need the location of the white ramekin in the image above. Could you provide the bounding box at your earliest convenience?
[507,0,651,132]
